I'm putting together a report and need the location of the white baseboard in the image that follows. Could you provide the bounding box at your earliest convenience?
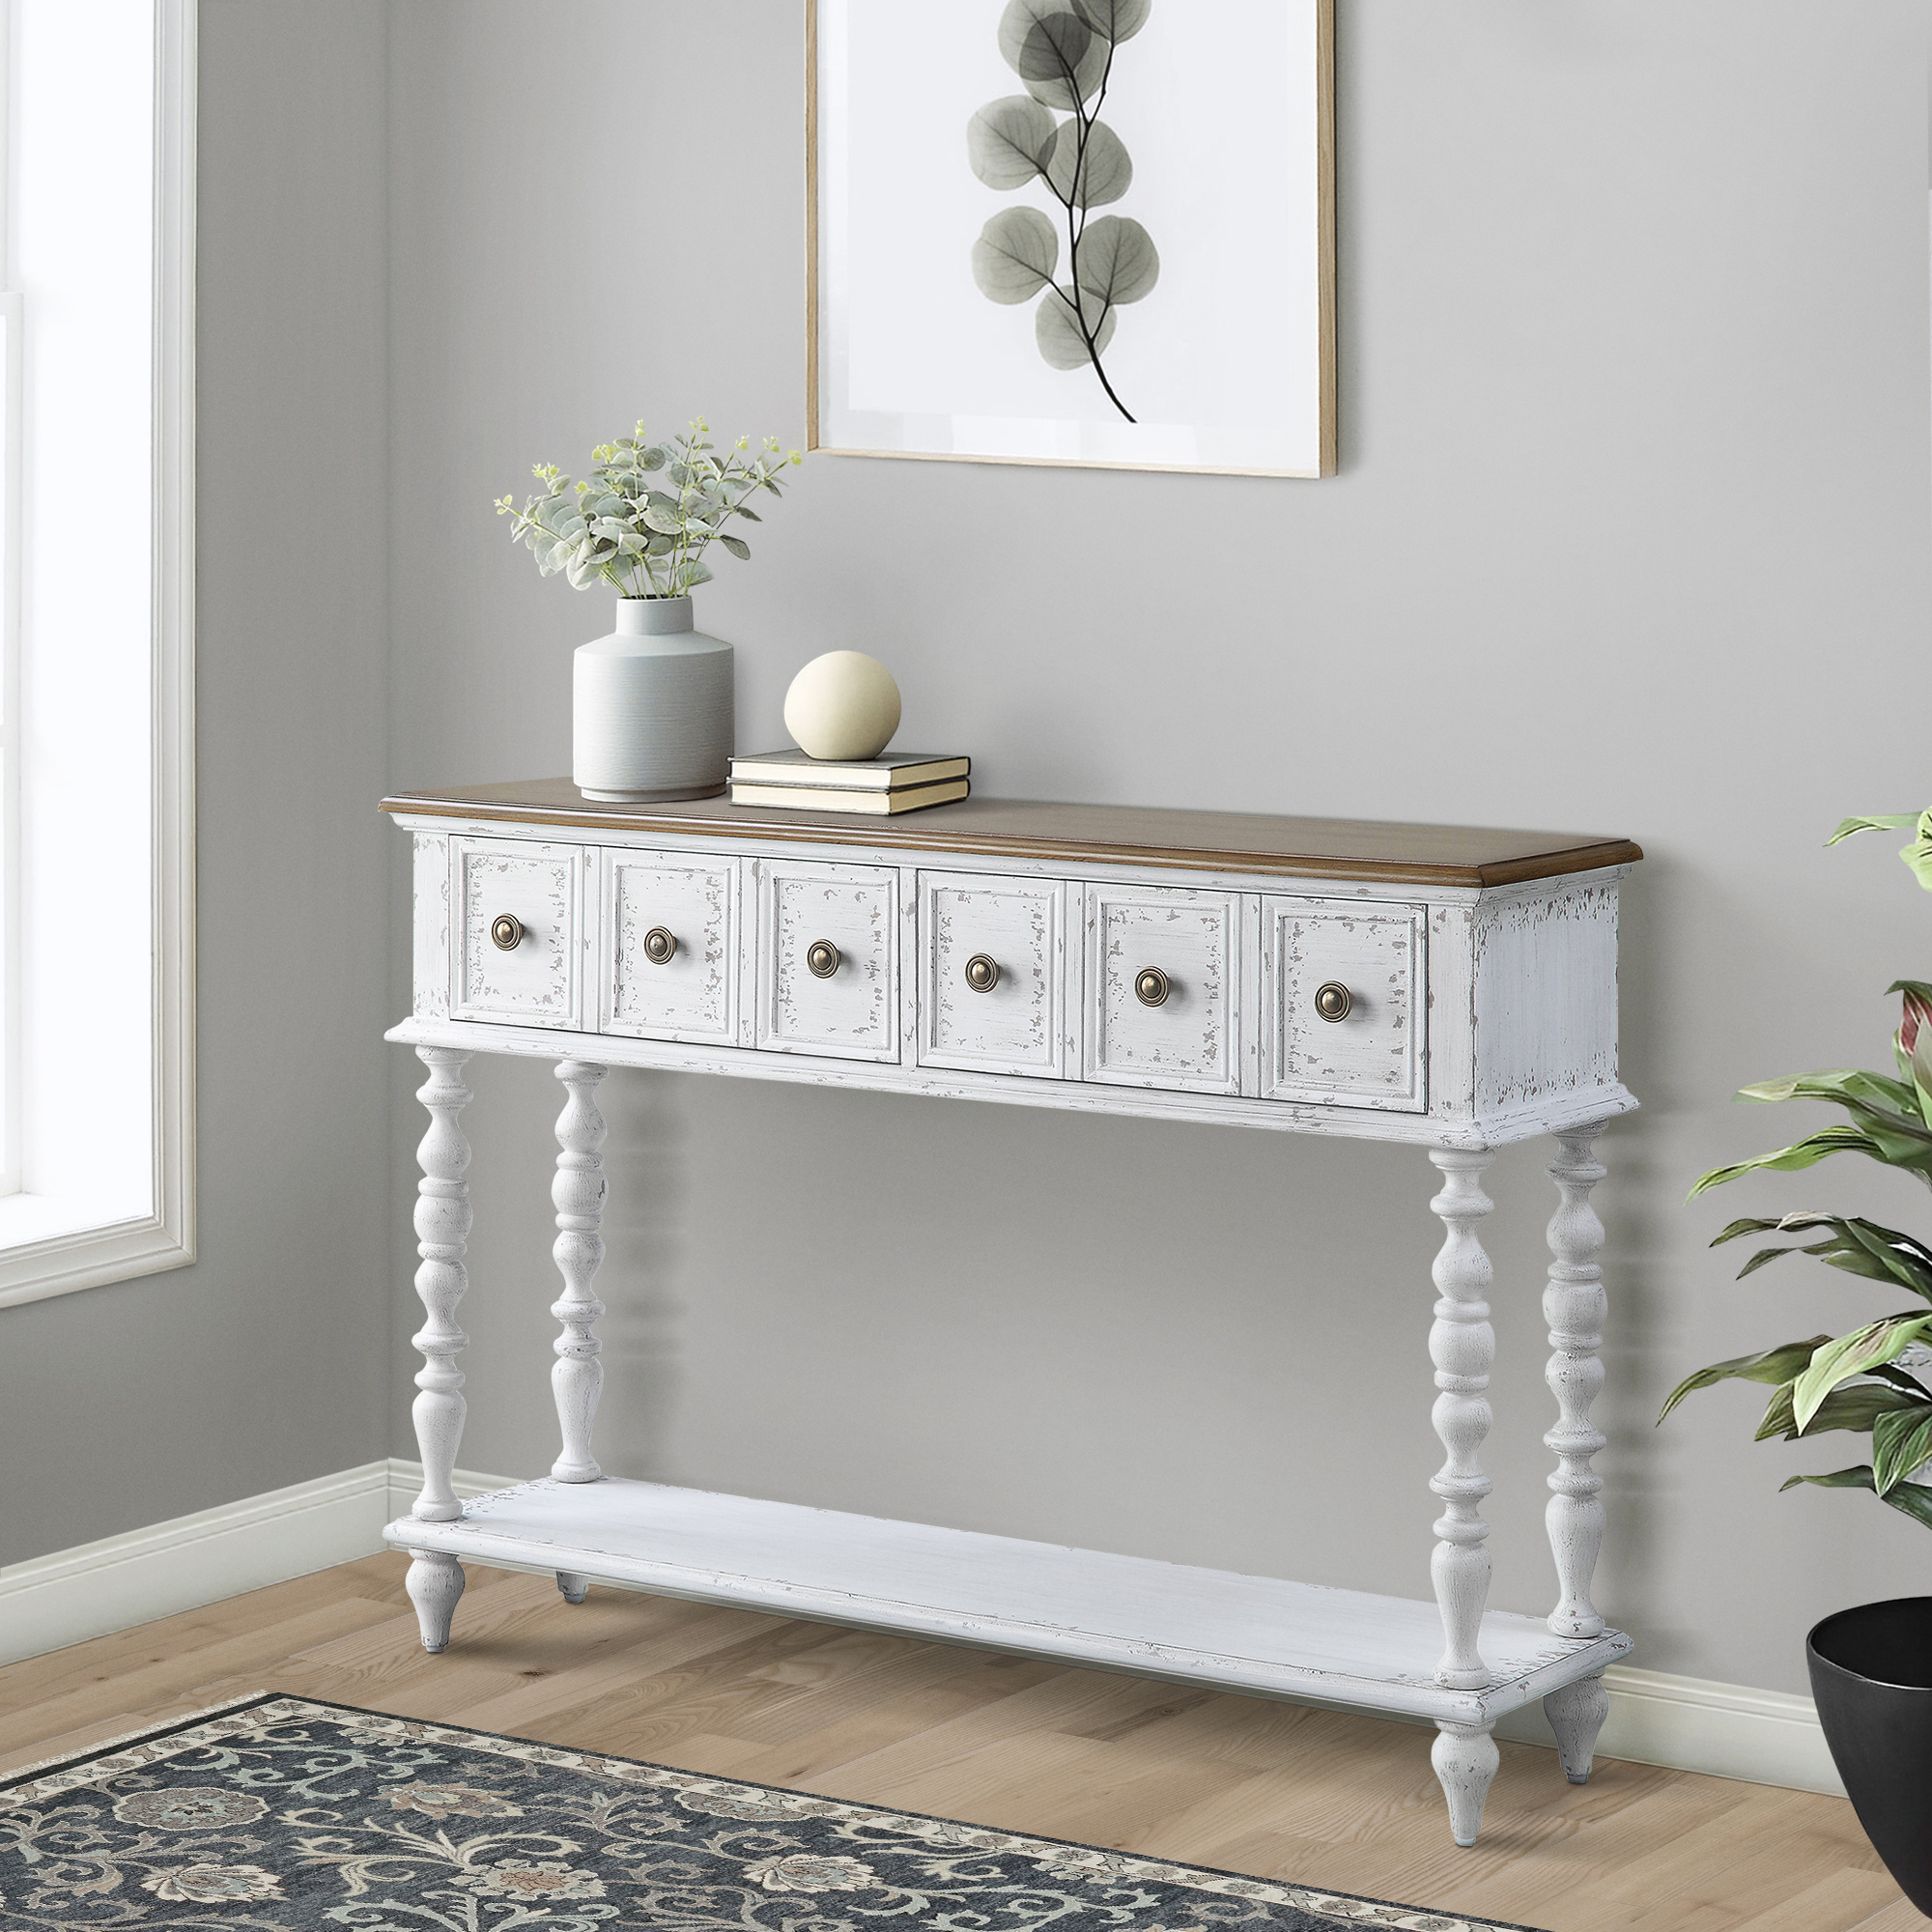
[0,1465,1846,1800]
[1497,1659,1843,1796]
[0,1459,515,1668]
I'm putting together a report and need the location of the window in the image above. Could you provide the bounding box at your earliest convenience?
[0,0,193,1305]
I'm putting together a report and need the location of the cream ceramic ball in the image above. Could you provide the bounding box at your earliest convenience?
[783,651,902,761]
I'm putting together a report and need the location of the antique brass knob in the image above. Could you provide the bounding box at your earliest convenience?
[642,925,677,965]
[964,953,1000,993]
[1134,965,1171,1008]
[807,939,840,979]
[1314,980,1353,1022]
[490,913,525,952]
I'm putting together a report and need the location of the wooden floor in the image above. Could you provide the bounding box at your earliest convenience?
[0,1555,1912,1932]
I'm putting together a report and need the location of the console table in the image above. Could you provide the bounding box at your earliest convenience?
[379,780,1642,1847]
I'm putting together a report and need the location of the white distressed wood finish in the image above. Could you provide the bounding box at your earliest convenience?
[550,1061,609,1484]
[756,859,899,1062]
[917,871,1069,1078]
[1263,895,1426,1112]
[1084,885,1247,1095]
[387,800,1642,1843]
[450,837,585,1029]
[603,852,739,1043]
[1544,1668,1610,1784]
[385,1476,1630,1725]
[407,1046,473,1652]
[1544,1122,1610,1638]
[1427,1151,1496,1690]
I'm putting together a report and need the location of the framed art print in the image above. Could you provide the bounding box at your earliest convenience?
[808,0,1335,478]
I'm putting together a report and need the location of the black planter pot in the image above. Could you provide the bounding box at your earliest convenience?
[1808,1598,1932,1916]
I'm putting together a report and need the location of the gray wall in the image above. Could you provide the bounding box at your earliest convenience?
[0,4,394,1566]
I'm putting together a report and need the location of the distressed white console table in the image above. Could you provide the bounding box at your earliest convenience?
[380,780,1642,1847]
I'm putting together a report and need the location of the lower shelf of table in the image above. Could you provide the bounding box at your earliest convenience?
[384,1478,1629,1728]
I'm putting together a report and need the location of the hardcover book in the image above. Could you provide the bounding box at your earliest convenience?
[728,778,970,815]
[727,750,970,790]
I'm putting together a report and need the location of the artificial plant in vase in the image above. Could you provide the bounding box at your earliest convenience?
[1662,807,1932,1912]
[496,420,802,802]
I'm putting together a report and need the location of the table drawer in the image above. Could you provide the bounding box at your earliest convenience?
[1263,896,1427,1112]
[756,860,899,1062]
[1084,884,1246,1095]
[450,836,584,1029]
[602,852,742,1044]
[917,871,1067,1079]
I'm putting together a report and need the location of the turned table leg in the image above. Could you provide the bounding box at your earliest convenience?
[407,1047,472,1653]
[550,1061,609,1485]
[1428,1147,1500,1846]
[1541,1121,1613,1778]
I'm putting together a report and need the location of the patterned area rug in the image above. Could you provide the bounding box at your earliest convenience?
[1,1693,1536,1930]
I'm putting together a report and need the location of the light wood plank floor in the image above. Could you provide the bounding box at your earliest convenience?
[0,1555,1908,1932]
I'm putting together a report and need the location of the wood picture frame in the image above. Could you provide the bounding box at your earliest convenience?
[807,0,1335,479]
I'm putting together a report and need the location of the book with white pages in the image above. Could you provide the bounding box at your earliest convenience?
[728,778,970,815]
[727,749,970,790]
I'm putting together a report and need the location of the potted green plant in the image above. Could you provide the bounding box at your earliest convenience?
[497,420,801,802]
[1663,807,1932,1912]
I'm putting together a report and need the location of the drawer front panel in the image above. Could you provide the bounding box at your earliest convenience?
[1264,896,1427,1111]
[1084,886,1245,1095]
[603,853,741,1044]
[451,837,582,1028]
[757,861,899,1062]
[917,871,1066,1079]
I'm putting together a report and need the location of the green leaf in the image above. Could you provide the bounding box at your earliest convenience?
[1714,1212,1932,1303]
[973,207,1060,303]
[1045,116,1131,209]
[641,506,682,536]
[1658,1337,1831,1424]
[1873,1406,1932,1493]
[1690,1124,1894,1199]
[1793,1315,1932,1431]
[1071,0,1151,42]
[1830,810,1932,892]
[719,534,750,561]
[998,1,1107,110]
[1074,213,1159,306]
[1781,1464,1932,1530]
[1756,1378,1927,1441]
[1034,283,1117,370]
[967,95,1058,189]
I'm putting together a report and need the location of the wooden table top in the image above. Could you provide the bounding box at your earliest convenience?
[382,780,1642,889]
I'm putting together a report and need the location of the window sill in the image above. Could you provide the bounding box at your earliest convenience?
[0,1199,194,1308]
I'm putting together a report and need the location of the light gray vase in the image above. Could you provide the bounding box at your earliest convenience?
[572,597,733,802]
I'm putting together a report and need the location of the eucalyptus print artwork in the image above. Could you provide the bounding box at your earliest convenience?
[968,0,1158,422]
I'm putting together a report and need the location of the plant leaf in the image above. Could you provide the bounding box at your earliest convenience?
[1873,1406,1932,1493]
[1714,1212,1932,1303]
[718,534,750,561]
[1034,283,1117,371]
[998,1,1107,110]
[972,207,1060,304]
[1782,1464,1932,1530]
[1045,116,1132,209]
[1074,213,1159,305]
[1071,0,1151,42]
[1658,1337,1831,1424]
[1755,1378,1928,1441]
[967,95,1059,189]
[1793,1315,1932,1431]
[1690,1124,1893,1199]
[1830,810,1932,891]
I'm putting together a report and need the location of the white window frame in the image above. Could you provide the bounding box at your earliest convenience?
[0,0,194,1307]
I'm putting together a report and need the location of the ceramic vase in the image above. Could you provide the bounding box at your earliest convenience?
[573,597,732,802]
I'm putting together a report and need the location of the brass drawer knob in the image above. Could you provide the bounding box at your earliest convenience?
[490,913,525,952]
[1134,965,1171,1008]
[1314,980,1353,1023]
[807,939,841,979]
[642,925,677,965]
[964,953,1000,993]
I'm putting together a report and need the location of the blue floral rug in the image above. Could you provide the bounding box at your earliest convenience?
[0,1692,1536,1930]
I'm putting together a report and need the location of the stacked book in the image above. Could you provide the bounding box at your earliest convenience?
[727,750,970,815]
